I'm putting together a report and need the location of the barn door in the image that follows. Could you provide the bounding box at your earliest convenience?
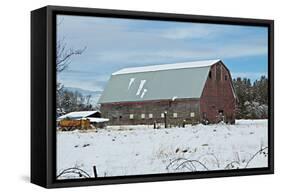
[217,110,224,123]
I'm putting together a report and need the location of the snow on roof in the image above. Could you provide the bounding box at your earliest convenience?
[58,111,100,120]
[87,117,109,123]
[99,59,223,103]
[112,59,220,75]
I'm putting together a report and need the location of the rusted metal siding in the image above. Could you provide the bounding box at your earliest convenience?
[200,62,236,123]
[100,98,200,125]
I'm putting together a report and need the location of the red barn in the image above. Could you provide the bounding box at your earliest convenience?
[98,59,237,125]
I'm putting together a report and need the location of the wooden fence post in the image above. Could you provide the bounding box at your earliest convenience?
[93,165,98,178]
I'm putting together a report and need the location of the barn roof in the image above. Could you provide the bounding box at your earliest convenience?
[98,59,220,103]
[58,111,100,120]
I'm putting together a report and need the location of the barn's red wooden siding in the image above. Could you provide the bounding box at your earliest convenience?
[199,62,236,123]
[100,98,200,125]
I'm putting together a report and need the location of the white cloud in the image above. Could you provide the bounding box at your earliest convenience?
[58,15,268,67]
[58,71,110,92]
[59,80,105,92]
[94,41,267,66]
[160,26,218,40]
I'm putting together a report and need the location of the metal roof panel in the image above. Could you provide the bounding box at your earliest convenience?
[98,60,220,103]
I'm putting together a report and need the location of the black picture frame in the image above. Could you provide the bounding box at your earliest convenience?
[31,5,274,188]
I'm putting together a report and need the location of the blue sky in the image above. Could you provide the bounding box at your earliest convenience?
[57,15,268,92]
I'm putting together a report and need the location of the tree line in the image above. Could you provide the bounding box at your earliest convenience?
[233,76,268,119]
[56,84,98,116]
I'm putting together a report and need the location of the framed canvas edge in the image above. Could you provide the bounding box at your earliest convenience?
[31,6,48,187]
[31,5,274,188]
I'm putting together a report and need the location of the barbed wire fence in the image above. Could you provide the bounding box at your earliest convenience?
[166,147,268,172]
[56,165,98,179]
[56,146,268,178]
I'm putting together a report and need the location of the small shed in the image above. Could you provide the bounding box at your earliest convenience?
[57,111,109,128]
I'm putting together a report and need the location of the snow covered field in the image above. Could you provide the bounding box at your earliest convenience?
[57,120,268,179]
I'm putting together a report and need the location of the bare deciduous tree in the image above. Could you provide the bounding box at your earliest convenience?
[56,37,86,73]
[56,18,94,114]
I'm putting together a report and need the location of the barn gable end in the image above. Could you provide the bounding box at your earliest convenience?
[200,61,236,123]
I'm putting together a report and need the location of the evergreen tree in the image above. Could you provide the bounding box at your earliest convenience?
[233,75,268,119]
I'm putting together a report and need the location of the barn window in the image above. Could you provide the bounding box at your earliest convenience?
[225,75,227,80]
[173,113,178,118]
[129,114,134,119]
[190,112,195,117]
[161,113,165,118]
[149,113,153,118]
[141,114,145,119]
[209,71,212,79]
